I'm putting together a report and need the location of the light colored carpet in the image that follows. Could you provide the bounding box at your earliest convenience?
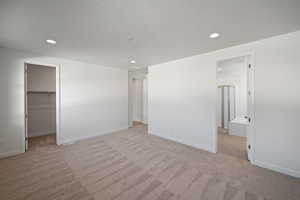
[218,128,247,160]
[133,121,145,127]
[0,125,299,200]
[28,134,56,151]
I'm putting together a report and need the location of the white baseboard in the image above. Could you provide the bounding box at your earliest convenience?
[0,150,24,159]
[253,160,300,178]
[148,130,300,178]
[60,126,129,145]
[148,130,215,153]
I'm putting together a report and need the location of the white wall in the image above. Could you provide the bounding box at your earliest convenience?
[28,93,56,137]
[0,47,128,158]
[27,65,56,92]
[148,31,300,178]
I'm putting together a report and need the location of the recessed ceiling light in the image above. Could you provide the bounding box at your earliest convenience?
[209,33,220,39]
[217,68,223,72]
[130,60,136,64]
[46,39,57,44]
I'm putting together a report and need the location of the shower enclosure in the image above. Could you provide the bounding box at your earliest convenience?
[217,85,236,129]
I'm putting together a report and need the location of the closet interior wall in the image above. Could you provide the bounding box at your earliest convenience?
[27,64,56,138]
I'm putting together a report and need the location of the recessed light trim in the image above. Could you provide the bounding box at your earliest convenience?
[130,60,136,64]
[46,39,57,44]
[209,33,220,39]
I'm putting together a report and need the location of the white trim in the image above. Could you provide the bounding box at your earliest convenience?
[56,65,62,145]
[0,150,24,159]
[253,160,300,178]
[149,130,215,153]
[246,54,256,162]
[24,61,58,68]
[60,127,129,145]
[24,64,28,151]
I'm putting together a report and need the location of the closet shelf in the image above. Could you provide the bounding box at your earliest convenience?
[27,91,56,94]
[28,105,56,110]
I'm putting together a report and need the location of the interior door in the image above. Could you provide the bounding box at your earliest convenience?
[24,64,29,151]
[246,57,254,161]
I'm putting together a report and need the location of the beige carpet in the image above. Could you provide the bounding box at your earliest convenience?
[133,121,145,127]
[0,125,299,200]
[28,134,56,151]
[218,128,247,160]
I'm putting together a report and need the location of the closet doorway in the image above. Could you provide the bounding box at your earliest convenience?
[131,77,147,127]
[24,63,60,151]
[128,70,148,128]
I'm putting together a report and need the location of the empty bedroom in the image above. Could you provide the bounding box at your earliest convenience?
[0,1,300,200]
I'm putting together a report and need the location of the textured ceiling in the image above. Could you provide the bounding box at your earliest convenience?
[1,0,300,69]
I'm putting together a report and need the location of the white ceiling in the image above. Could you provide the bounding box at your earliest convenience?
[1,0,300,69]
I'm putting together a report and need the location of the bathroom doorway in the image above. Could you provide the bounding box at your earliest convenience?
[216,55,254,161]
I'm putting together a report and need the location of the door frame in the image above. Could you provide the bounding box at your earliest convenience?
[214,52,255,163]
[24,62,61,151]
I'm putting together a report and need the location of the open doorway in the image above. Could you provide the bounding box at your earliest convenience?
[132,78,144,127]
[25,63,60,151]
[216,55,254,161]
[128,70,148,129]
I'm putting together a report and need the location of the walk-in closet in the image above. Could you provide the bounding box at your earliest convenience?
[25,64,57,150]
